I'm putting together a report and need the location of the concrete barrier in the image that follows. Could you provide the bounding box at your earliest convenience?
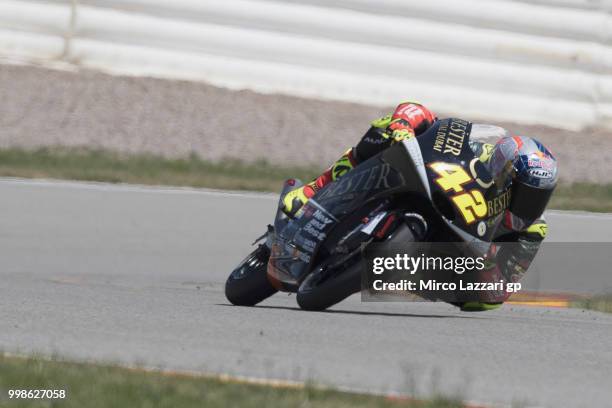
[1,0,611,129]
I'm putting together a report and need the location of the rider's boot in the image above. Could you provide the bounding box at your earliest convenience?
[280,101,434,218]
[281,181,317,217]
[281,149,357,217]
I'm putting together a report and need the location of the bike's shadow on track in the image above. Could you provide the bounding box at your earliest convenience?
[216,304,478,319]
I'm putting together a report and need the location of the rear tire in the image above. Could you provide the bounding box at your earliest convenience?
[296,222,417,311]
[296,260,362,311]
[225,245,278,306]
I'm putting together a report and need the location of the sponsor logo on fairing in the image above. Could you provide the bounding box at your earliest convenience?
[487,188,512,217]
[432,119,471,157]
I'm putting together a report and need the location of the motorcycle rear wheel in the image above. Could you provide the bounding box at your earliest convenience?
[225,245,278,306]
[296,222,417,311]
[296,260,362,311]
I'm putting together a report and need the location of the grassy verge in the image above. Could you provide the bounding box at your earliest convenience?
[0,354,463,408]
[571,294,612,314]
[0,147,610,212]
[0,147,320,193]
[549,183,612,213]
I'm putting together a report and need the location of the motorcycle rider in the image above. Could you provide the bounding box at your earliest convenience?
[281,102,558,311]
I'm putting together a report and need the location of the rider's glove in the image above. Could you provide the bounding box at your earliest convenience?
[390,102,437,136]
[387,120,416,142]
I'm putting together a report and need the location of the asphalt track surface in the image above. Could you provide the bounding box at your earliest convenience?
[1,178,612,407]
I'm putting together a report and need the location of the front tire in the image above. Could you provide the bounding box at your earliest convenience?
[225,245,278,306]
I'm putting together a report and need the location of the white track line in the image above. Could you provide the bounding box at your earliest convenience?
[0,177,276,200]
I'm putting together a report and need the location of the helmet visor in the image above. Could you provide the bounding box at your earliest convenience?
[510,181,554,222]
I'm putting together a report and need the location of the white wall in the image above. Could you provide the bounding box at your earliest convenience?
[1,0,611,130]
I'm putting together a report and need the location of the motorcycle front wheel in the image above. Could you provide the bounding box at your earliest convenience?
[225,245,278,306]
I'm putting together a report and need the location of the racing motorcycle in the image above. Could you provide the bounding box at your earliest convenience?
[225,118,506,310]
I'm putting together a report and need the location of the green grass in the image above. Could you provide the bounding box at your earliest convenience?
[549,183,612,213]
[0,354,463,408]
[0,147,320,193]
[571,294,612,314]
[0,147,610,212]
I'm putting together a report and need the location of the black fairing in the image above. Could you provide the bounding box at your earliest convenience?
[278,143,429,275]
[416,118,510,242]
[272,118,515,289]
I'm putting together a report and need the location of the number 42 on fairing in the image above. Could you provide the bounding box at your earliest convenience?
[429,162,487,225]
